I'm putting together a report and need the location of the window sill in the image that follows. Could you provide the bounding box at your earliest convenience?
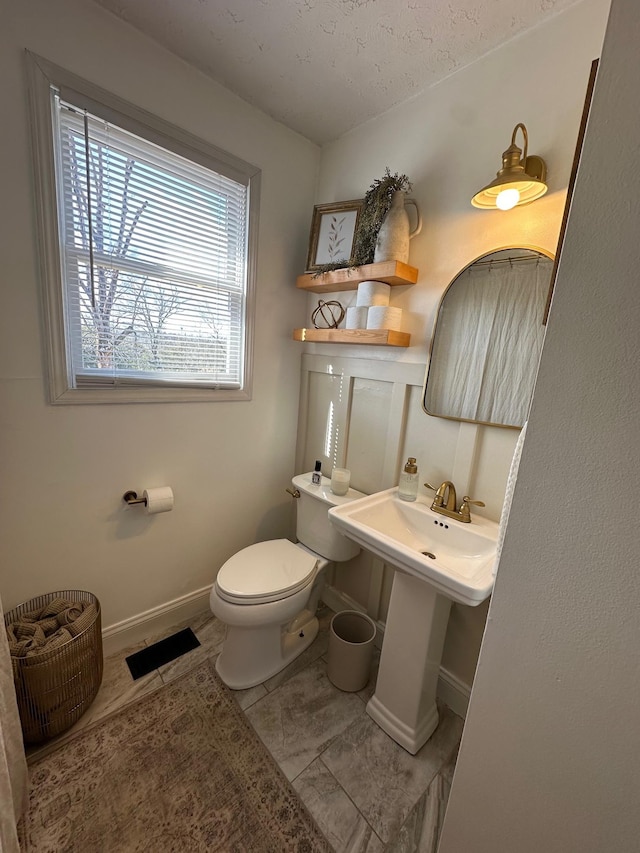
[49,385,252,405]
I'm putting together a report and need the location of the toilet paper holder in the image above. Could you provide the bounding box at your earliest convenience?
[123,486,174,515]
[123,490,146,506]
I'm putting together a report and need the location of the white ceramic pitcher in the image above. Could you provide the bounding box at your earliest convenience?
[373,190,422,264]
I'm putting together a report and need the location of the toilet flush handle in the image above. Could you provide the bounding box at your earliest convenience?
[286,488,301,499]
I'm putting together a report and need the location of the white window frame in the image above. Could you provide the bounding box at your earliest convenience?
[27,52,260,404]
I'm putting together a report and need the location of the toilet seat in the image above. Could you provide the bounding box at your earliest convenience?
[215,539,318,605]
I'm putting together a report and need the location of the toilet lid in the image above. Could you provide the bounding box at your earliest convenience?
[216,539,318,604]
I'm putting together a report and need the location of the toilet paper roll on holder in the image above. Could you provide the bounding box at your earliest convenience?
[122,486,174,514]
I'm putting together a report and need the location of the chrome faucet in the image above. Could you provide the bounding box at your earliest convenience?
[424,481,485,523]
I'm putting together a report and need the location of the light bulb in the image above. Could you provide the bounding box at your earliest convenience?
[496,188,520,210]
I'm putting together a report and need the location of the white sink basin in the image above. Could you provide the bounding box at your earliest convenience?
[329,487,498,606]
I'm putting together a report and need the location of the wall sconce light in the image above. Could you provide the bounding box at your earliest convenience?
[471,123,548,210]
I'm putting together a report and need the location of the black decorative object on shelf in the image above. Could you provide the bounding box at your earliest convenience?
[311,299,345,329]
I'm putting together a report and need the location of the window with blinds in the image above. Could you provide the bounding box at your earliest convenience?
[54,98,250,391]
[27,54,259,404]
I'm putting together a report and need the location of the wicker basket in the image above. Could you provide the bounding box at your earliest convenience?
[4,590,103,744]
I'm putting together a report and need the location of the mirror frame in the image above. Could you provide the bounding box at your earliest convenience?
[422,244,555,429]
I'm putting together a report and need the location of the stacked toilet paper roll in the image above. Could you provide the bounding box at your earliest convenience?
[366,306,403,331]
[356,281,391,307]
[345,306,369,329]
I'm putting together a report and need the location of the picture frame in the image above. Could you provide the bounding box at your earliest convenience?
[306,199,364,272]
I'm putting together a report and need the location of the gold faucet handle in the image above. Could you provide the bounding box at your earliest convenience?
[423,483,444,507]
[459,496,486,523]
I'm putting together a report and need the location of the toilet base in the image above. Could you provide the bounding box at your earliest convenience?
[215,612,319,690]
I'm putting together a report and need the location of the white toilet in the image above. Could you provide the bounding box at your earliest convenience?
[210,472,364,689]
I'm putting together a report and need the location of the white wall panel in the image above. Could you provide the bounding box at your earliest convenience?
[346,378,395,494]
[302,371,350,475]
[401,385,460,491]
[473,426,521,518]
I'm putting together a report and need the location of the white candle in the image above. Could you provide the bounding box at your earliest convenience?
[330,467,351,496]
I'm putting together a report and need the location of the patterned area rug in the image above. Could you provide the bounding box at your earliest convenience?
[19,661,332,852]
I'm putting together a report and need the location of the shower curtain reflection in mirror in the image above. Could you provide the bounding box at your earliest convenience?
[424,249,553,428]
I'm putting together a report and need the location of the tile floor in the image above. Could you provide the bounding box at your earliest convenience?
[27,606,463,853]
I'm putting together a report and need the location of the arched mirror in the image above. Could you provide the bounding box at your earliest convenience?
[422,247,554,429]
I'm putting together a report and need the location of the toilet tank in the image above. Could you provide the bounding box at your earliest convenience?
[292,472,364,562]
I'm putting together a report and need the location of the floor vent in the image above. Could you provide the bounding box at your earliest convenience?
[125,628,201,680]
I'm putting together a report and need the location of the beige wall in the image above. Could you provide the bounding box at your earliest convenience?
[439,0,640,848]
[300,0,610,694]
[0,0,319,629]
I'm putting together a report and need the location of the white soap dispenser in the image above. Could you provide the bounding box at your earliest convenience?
[398,457,419,501]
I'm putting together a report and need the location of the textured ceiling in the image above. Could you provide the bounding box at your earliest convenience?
[92,0,579,144]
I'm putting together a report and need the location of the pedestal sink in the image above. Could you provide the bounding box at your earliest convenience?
[329,487,499,754]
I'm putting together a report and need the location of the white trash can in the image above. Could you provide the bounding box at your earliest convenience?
[327,610,376,692]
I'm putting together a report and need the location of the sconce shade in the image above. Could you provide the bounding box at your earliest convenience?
[472,123,548,210]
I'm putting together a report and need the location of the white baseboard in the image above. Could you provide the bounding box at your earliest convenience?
[321,584,471,719]
[101,585,212,657]
[436,665,471,718]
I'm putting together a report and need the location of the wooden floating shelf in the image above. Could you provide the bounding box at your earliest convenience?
[293,328,411,347]
[296,260,418,293]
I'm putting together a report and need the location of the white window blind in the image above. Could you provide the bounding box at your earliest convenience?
[53,96,249,390]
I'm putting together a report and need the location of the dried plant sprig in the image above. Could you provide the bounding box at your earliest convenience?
[311,168,412,277]
[352,168,412,266]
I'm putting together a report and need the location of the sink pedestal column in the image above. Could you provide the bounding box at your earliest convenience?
[366,571,452,754]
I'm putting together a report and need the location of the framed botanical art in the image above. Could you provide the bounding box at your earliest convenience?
[306,199,363,272]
